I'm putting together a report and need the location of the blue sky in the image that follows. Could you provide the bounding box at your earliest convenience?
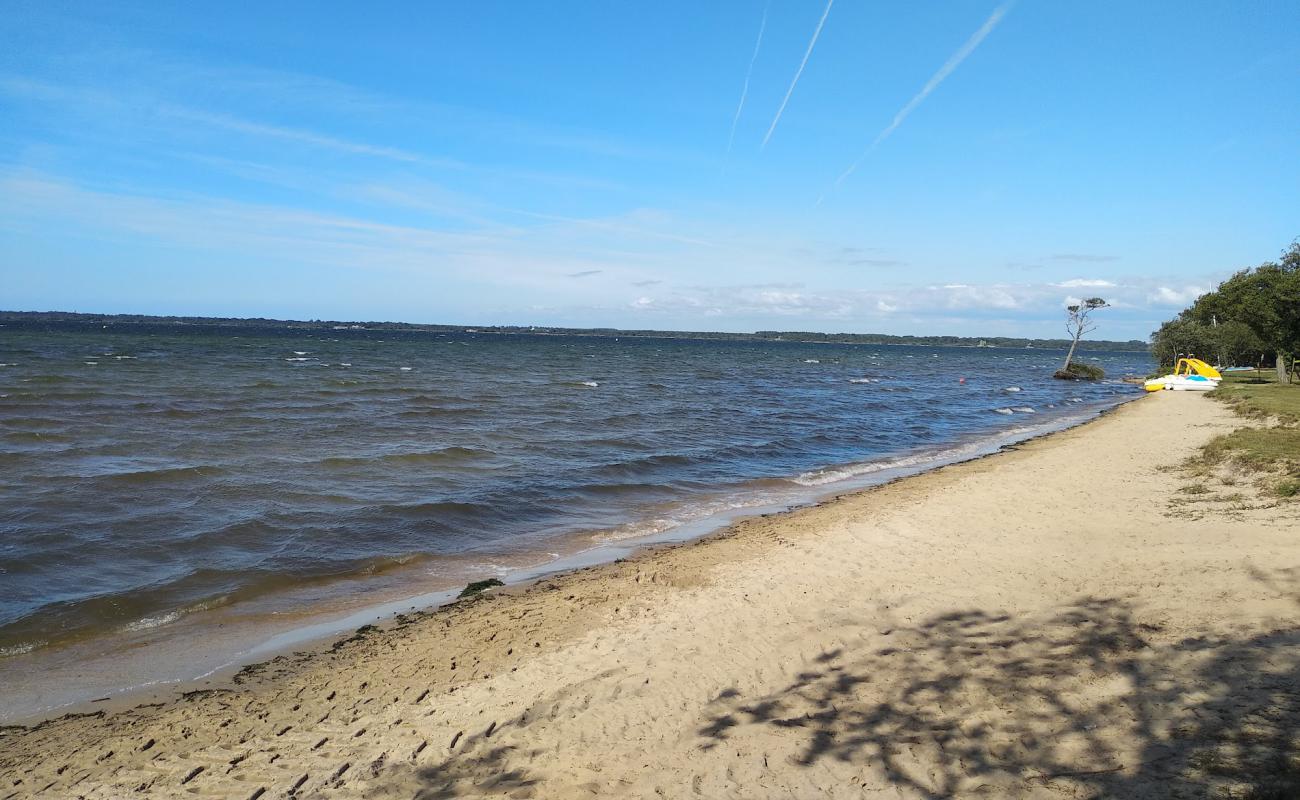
[2,1,1297,339]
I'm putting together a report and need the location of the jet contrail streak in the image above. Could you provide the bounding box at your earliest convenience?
[831,1,1013,190]
[725,2,769,157]
[761,0,834,150]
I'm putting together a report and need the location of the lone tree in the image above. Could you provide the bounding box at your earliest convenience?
[1054,297,1109,380]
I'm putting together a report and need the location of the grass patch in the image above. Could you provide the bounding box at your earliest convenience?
[1197,378,1300,499]
[1201,428,1300,470]
[1207,377,1300,424]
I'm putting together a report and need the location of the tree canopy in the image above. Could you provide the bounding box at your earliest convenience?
[1150,241,1300,382]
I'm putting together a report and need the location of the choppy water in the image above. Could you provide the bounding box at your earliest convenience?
[0,326,1150,658]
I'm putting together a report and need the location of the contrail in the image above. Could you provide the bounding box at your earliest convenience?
[829,1,1013,191]
[725,2,769,158]
[761,0,834,150]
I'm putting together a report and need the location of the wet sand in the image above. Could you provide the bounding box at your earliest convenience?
[3,391,1299,798]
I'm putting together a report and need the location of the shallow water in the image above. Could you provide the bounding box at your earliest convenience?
[0,326,1150,659]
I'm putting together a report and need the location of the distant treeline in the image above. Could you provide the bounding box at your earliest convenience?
[0,310,1150,351]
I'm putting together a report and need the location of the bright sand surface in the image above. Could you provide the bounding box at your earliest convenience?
[3,391,1299,798]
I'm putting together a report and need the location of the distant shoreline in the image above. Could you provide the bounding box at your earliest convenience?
[0,310,1151,352]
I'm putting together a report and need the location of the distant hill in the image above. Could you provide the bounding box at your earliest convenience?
[0,311,1150,352]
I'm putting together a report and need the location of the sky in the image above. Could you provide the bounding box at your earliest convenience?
[1,1,1297,340]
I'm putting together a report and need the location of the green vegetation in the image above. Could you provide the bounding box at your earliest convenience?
[1200,427,1300,471]
[1208,377,1300,425]
[0,310,1151,351]
[1194,376,1300,499]
[1150,240,1300,381]
[1053,361,1105,381]
[457,578,505,599]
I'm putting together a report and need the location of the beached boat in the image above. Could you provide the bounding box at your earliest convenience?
[1144,358,1222,392]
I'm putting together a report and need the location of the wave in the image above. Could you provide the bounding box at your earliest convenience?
[318,446,492,469]
[791,409,1085,487]
[585,453,698,479]
[118,591,247,633]
[0,553,435,656]
[793,450,947,486]
[0,640,45,658]
[567,481,680,499]
[70,464,228,484]
[395,407,482,419]
[2,430,73,444]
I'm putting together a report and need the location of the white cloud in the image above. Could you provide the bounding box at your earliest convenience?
[1149,285,1208,306]
[3,170,1225,340]
[1056,278,1116,288]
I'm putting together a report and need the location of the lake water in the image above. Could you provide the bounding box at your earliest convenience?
[0,326,1150,668]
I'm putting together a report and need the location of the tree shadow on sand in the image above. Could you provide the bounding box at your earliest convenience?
[699,591,1300,798]
[412,742,538,799]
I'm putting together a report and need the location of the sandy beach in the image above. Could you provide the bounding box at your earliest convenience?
[3,390,1298,798]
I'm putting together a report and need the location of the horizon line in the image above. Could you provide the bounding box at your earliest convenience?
[0,309,1152,347]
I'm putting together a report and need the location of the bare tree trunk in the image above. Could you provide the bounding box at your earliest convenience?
[1277,353,1289,384]
[1062,332,1081,371]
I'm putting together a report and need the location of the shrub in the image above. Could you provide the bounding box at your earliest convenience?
[1053,362,1105,381]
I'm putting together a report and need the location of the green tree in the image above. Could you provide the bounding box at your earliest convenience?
[1150,318,1216,367]
[1150,317,1265,370]
[1150,240,1299,382]
[1212,243,1300,383]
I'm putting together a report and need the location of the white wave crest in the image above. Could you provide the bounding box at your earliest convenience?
[0,640,46,657]
[123,610,184,632]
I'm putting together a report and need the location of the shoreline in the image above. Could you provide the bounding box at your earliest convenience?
[5,391,1298,798]
[0,393,1139,726]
